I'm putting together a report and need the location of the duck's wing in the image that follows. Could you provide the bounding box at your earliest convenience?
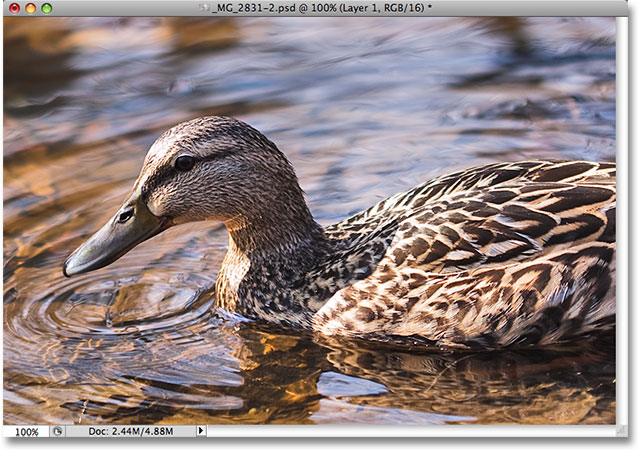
[325,160,615,275]
[384,179,615,273]
[328,160,615,242]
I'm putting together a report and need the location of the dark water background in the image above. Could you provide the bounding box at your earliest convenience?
[4,17,616,425]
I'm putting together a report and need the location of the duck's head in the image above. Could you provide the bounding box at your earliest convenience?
[63,116,310,277]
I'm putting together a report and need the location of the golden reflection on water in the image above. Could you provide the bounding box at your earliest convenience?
[4,17,616,425]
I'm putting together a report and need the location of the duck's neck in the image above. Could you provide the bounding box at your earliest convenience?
[227,211,329,265]
[215,198,333,316]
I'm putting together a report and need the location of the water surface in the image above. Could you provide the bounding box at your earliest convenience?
[4,17,616,425]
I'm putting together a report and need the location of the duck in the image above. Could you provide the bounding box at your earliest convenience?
[63,116,616,350]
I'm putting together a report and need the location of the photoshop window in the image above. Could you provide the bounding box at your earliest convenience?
[2,0,629,439]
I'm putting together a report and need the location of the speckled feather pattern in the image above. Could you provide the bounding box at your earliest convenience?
[116,117,617,350]
[267,160,614,349]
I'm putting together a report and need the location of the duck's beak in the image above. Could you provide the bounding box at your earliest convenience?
[62,194,171,277]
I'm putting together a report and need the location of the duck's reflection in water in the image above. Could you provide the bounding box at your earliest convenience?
[54,318,613,425]
[314,332,615,424]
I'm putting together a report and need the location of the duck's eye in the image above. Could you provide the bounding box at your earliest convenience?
[118,208,134,224]
[175,155,195,172]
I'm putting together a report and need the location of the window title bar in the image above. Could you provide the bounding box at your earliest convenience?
[3,1,629,17]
